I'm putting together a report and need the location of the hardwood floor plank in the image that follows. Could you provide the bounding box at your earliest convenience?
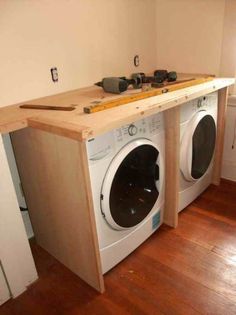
[115,252,236,315]
[109,257,202,315]
[140,228,236,304]
[192,180,236,222]
[1,179,236,315]
[175,207,236,254]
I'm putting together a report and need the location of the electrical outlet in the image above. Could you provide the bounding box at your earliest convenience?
[51,67,58,82]
[134,55,139,67]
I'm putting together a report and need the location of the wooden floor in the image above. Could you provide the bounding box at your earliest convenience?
[1,179,236,315]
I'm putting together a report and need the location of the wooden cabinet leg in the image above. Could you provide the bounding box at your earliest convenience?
[212,87,229,185]
[164,107,180,228]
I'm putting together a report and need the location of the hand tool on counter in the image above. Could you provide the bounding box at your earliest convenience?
[95,73,144,94]
[19,104,75,111]
[95,70,178,94]
[154,70,177,83]
[84,76,214,114]
[95,72,165,94]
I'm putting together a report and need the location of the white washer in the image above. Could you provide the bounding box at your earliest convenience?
[179,92,218,212]
[86,112,165,273]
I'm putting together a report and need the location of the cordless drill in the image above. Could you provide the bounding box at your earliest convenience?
[95,73,145,94]
[95,73,159,94]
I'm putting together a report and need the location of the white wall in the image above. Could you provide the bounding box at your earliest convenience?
[2,0,235,107]
[155,0,226,76]
[0,0,157,108]
[220,0,236,93]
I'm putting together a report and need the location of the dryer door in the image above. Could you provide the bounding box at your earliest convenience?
[180,110,216,181]
[101,139,162,230]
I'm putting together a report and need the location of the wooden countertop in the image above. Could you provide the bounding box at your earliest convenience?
[0,77,234,141]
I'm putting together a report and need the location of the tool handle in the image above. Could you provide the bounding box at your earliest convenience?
[20,104,75,111]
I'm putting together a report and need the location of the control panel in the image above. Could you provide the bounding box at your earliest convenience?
[87,132,115,162]
[180,92,218,123]
[115,113,163,144]
[87,112,164,164]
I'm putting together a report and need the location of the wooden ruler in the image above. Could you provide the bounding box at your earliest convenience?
[83,77,214,114]
[20,104,75,111]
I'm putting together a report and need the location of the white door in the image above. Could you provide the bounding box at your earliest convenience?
[2,134,27,209]
[0,264,10,305]
[180,111,216,181]
[101,139,163,230]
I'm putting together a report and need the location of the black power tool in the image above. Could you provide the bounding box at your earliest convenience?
[154,70,177,83]
[95,73,145,94]
[95,71,177,94]
[95,73,161,94]
[95,77,129,94]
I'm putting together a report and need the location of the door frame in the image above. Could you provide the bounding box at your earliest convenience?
[0,135,38,298]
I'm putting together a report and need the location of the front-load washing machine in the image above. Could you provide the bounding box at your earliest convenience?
[86,112,165,273]
[179,92,218,212]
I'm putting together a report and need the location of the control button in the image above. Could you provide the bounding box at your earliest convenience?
[128,124,138,136]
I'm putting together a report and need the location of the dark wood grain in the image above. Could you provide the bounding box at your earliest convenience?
[19,104,75,111]
[1,179,236,315]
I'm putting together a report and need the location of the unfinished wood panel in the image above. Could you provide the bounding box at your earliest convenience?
[212,87,229,185]
[11,128,104,293]
[20,78,236,141]
[0,78,234,139]
[164,107,180,228]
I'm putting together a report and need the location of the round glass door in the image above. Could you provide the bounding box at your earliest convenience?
[191,115,216,179]
[180,111,216,181]
[101,139,161,230]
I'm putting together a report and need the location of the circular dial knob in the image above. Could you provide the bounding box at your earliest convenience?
[128,124,138,136]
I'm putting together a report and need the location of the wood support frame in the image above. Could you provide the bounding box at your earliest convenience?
[8,86,230,293]
[163,107,180,228]
[212,87,229,185]
[11,128,104,293]
[163,86,229,226]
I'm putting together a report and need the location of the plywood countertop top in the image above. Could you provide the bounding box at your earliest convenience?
[0,77,235,141]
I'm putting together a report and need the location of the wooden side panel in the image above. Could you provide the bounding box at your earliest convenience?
[164,107,180,228]
[212,87,229,185]
[11,128,104,292]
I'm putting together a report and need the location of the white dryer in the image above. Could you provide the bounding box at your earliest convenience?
[86,113,165,273]
[179,92,218,212]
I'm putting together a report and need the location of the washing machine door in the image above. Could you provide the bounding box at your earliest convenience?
[101,139,162,230]
[180,110,216,181]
